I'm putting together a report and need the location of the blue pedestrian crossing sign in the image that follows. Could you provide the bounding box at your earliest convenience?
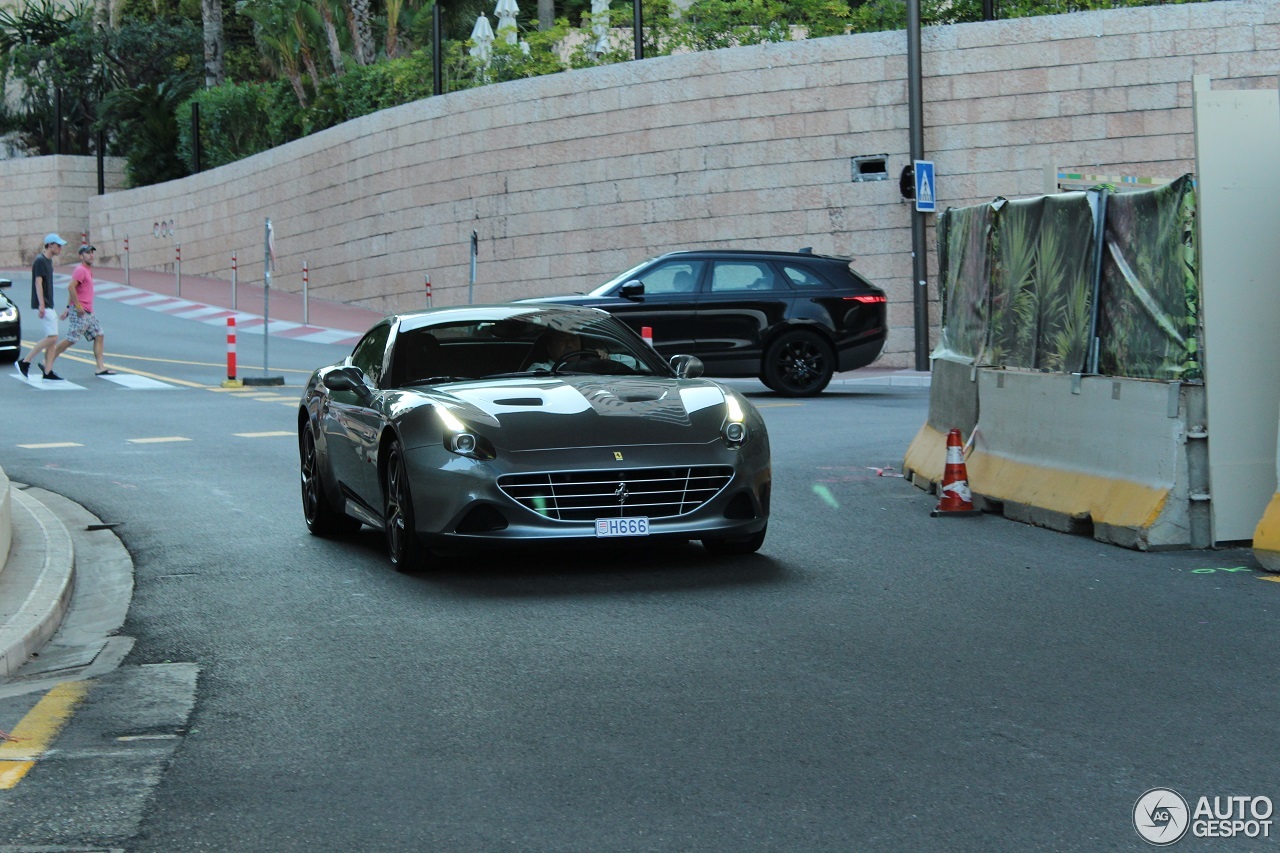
[914,160,936,213]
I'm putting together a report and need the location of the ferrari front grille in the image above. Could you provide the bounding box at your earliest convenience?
[499,466,734,521]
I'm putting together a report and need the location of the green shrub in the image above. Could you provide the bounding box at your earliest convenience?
[178,80,278,170]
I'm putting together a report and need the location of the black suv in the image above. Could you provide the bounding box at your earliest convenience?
[525,250,887,396]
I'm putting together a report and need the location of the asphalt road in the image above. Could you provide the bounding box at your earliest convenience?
[0,289,1275,852]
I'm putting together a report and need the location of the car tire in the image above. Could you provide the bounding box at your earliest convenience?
[300,428,360,537]
[762,329,835,397]
[384,440,427,573]
[702,527,766,557]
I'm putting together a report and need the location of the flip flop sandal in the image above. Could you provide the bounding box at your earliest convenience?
[96,369,118,376]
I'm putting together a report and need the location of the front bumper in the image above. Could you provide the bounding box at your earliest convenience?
[404,439,770,546]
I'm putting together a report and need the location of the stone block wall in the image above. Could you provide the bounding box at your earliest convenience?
[4,0,1275,367]
[0,156,126,267]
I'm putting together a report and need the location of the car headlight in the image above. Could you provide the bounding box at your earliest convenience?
[0,306,16,322]
[437,406,496,460]
[722,392,750,447]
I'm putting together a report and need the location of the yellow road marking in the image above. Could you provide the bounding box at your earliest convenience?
[1259,575,1280,583]
[17,442,84,449]
[234,431,293,438]
[127,436,192,444]
[0,681,92,789]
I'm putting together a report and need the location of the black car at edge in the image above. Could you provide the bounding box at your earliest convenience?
[525,249,888,396]
[0,279,20,364]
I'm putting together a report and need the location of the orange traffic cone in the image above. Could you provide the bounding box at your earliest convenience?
[931,428,981,517]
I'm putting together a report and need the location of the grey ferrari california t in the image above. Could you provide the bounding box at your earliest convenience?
[298,304,771,570]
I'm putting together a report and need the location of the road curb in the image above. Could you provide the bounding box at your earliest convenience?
[0,487,75,679]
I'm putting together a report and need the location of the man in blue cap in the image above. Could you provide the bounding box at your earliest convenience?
[17,233,67,380]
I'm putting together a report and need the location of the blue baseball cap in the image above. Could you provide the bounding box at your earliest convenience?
[43,233,67,247]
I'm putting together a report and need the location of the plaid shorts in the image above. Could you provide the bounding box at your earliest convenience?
[65,310,103,344]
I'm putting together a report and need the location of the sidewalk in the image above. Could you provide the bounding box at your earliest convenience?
[85,266,384,348]
[0,265,387,350]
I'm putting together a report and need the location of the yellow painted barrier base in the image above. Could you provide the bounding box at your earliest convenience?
[966,450,1170,535]
[904,422,1174,549]
[1254,494,1280,572]
[902,423,947,489]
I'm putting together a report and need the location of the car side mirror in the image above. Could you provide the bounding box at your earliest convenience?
[619,280,645,300]
[669,354,704,379]
[324,367,374,403]
[0,279,11,289]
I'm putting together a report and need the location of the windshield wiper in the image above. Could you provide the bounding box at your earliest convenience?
[401,376,470,386]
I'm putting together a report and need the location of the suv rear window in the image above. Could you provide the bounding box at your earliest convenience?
[710,261,784,293]
[780,264,832,290]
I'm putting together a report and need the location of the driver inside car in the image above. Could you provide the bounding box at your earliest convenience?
[526,330,638,372]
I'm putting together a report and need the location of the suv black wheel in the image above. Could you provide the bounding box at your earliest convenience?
[763,329,834,396]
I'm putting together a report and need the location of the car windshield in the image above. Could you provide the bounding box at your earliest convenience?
[388,310,673,387]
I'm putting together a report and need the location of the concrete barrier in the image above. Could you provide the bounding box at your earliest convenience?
[904,366,1207,550]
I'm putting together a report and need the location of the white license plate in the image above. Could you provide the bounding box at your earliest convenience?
[595,516,650,537]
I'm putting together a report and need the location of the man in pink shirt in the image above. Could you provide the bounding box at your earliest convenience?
[48,244,115,377]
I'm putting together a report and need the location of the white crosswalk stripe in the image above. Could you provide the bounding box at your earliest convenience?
[10,372,86,391]
[96,373,181,390]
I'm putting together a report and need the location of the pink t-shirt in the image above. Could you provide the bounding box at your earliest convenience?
[71,264,94,313]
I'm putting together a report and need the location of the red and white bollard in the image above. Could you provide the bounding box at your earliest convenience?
[223,317,241,387]
[302,261,309,325]
[175,243,182,297]
[231,252,238,311]
[425,274,432,308]
[641,326,654,347]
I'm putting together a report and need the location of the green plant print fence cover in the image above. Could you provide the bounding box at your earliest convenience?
[1097,174,1200,381]
[933,174,1199,381]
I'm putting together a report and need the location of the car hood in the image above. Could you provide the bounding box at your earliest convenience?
[430,376,731,451]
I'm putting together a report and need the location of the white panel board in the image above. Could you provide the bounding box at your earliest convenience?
[1193,82,1280,542]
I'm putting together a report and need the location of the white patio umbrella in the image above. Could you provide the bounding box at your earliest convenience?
[590,0,610,54]
[470,14,495,64]
[494,0,520,46]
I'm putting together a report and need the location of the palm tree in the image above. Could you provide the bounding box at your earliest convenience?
[346,0,375,64]
[202,0,226,87]
[241,0,314,105]
[314,0,346,75]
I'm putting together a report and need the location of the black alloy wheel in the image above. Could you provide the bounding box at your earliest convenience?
[301,428,359,537]
[763,329,835,397]
[384,441,427,572]
[702,527,767,557]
